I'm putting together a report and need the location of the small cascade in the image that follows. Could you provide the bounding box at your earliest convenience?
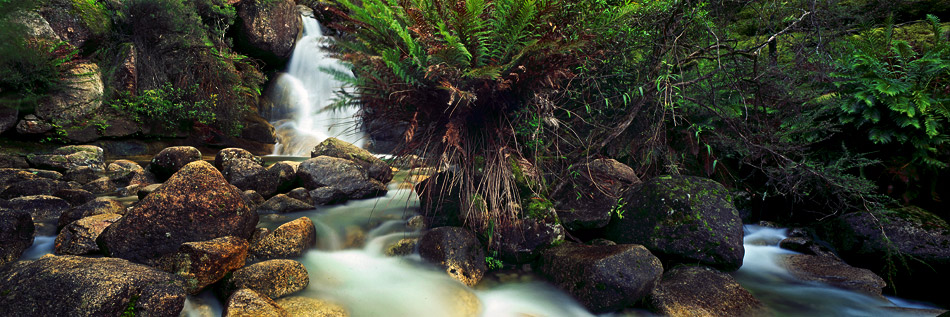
[267,11,364,156]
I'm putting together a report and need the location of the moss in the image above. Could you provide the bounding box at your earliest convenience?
[120,295,139,317]
[70,0,111,36]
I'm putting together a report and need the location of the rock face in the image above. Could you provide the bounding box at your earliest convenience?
[149,146,203,181]
[98,161,258,264]
[297,156,387,204]
[34,62,105,141]
[234,0,301,65]
[552,158,641,230]
[780,254,887,299]
[648,265,766,317]
[311,137,393,184]
[536,243,663,313]
[417,227,486,287]
[224,288,290,317]
[817,206,950,306]
[218,259,310,300]
[0,210,34,266]
[157,236,249,295]
[0,255,185,316]
[603,176,745,271]
[54,213,122,255]
[249,217,316,260]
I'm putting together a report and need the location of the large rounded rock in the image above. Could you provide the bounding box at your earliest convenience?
[57,197,125,231]
[225,288,290,317]
[228,160,297,197]
[603,175,745,271]
[418,227,486,287]
[64,165,104,184]
[224,158,265,185]
[552,158,641,230]
[234,0,301,65]
[53,188,96,206]
[0,210,34,266]
[149,146,202,181]
[54,213,122,255]
[97,161,258,264]
[297,156,387,203]
[0,178,68,199]
[5,195,71,223]
[107,159,153,187]
[780,253,887,299]
[535,242,663,313]
[311,137,392,184]
[0,255,185,316]
[157,236,249,295]
[34,63,105,138]
[817,206,950,306]
[215,148,262,172]
[249,217,316,260]
[218,259,310,300]
[648,265,766,316]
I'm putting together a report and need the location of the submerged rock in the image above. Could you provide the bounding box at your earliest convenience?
[249,217,316,260]
[536,242,663,313]
[418,227,486,287]
[603,175,745,271]
[218,259,310,300]
[0,255,185,316]
[0,209,34,266]
[225,288,290,317]
[98,161,258,264]
[647,265,766,316]
[385,238,418,257]
[552,158,641,230]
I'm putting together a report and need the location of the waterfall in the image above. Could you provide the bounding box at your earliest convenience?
[268,12,364,156]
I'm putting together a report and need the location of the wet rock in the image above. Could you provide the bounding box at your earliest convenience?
[16,114,53,134]
[82,176,117,195]
[647,265,766,316]
[53,188,95,206]
[385,238,418,256]
[0,178,68,199]
[5,195,71,223]
[57,197,125,231]
[157,236,249,295]
[225,288,290,317]
[26,145,105,172]
[64,165,104,184]
[418,227,486,287]
[552,158,641,230]
[817,206,950,306]
[536,242,663,313]
[297,156,387,203]
[0,210,34,266]
[258,194,314,213]
[233,0,301,65]
[215,148,262,172]
[148,146,202,181]
[311,137,393,184]
[218,259,310,300]
[97,161,258,265]
[249,217,316,260]
[0,107,17,135]
[780,253,887,299]
[54,213,122,255]
[490,217,565,264]
[0,255,185,316]
[275,296,348,317]
[604,175,745,271]
[0,153,29,169]
[779,228,840,259]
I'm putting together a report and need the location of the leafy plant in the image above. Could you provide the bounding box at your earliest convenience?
[110,83,218,131]
[610,197,626,220]
[485,251,503,270]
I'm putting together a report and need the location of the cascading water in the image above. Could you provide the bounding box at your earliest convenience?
[267,11,365,156]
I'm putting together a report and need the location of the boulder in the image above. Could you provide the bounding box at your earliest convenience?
[26,145,105,172]
[0,210,34,266]
[311,137,392,184]
[0,107,17,134]
[149,146,202,181]
[54,213,122,255]
[258,194,314,213]
[57,192,125,231]
[780,253,887,299]
[275,296,348,317]
[0,255,185,316]
[603,175,745,271]
[218,259,310,300]
[224,158,265,184]
[10,10,60,43]
[53,188,96,206]
[64,165,104,184]
[297,156,387,203]
[233,0,301,65]
[34,62,105,136]
[287,187,311,202]
[107,159,152,187]
[39,0,111,49]
[240,114,278,144]
[817,206,950,306]
[249,217,317,260]
[489,218,565,263]
[137,183,162,200]
[0,153,29,169]
[5,195,71,223]
[16,114,53,134]
[228,160,298,197]
[0,178,68,199]
[552,158,641,230]
[224,288,290,317]
[244,190,266,208]
[97,161,258,264]
[418,227,486,287]
[536,242,663,313]
[82,176,117,195]
[647,265,766,316]
[215,148,262,172]
[156,236,249,295]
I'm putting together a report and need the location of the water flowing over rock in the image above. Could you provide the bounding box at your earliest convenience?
[225,288,290,317]
[234,0,301,65]
[156,236,249,295]
[54,213,122,255]
[0,255,185,316]
[217,259,310,300]
[0,209,34,266]
[297,156,387,204]
[97,161,258,264]
[249,217,317,260]
[311,137,393,184]
[536,242,663,313]
[552,158,641,230]
[418,226,487,287]
[148,146,202,181]
[603,175,745,271]
[647,265,766,316]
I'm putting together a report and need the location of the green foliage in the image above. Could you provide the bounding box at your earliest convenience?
[610,197,626,220]
[485,251,503,270]
[120,295,139,317]
[110,83,218,131]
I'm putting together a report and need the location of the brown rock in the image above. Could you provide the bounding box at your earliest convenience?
[648,265,767,317]
[250,217,316,260]
[54,213,122,255]
[149,146,202,181]
[275,296,348,317]
[225,288,290,317]
[0,209,34,266]
[157,236,249,295]
[781,254,887,299]
[234,0,301,64]
[418,227,486,287]
[218,259,310,300]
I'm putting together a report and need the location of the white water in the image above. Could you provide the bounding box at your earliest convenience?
[268,12,364,156]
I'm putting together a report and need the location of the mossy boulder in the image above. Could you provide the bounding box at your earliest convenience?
[535,242,663,313]
[156,236,249,295]
[603,175,745,271]
[817,206,950,306]
[33,62,105,142]
[97,161,259,265]
[418,226,487,287]
[27,145,104,172]
[311,137,393,184]
[647,265,766,316]
[0,209,34,266]
[552,158,641,230]
[0,255,185,316]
